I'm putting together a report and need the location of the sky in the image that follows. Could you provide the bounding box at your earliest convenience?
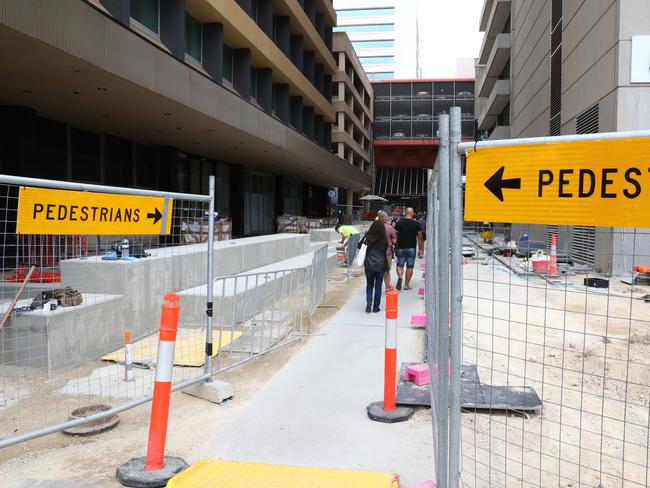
[397,0,484,78]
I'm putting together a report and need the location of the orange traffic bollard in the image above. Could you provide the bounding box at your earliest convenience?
[117,294,188,487]
[146,293,181,471]
[367,285,414,423]
[383,287,399,411]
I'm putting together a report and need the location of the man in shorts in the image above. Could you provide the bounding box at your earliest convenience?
[394,208,423,290]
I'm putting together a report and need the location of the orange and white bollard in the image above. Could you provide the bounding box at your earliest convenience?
[124,330,134,382]
[549,233,558,277]
[145,293,181,471]
[367,285,414,423]
[117,294,188,487]
[383,286,398,411]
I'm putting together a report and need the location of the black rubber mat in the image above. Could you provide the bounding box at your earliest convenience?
[396,362,543,412]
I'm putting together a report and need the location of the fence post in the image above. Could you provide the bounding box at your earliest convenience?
[425,167,439,484]
[448,107,463,488]
[204,175,215,378]
[435,113,451,488]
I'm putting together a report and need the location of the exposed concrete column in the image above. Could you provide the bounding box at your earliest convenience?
[290,96,303,129]
[202,23,224,83]
[233,48,252,100]
[257,68,273,113]
[337,142,345,158]
[160,0,185,60]
[273,83,290,124]
[338,82,345,102]
[346,188,354,216]
[99,0,129,25]
[273,16,290,57]
[337,112,345,131]
[290,35,304,70]
[257,0,273,37]
[338,52,345,71]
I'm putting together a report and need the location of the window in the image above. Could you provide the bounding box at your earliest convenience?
[251,67,258,101]
[35,118,66,180]
[135,144,157,188]
[334,24,394,33]
[359,56,394,66]
[104,135,133,187]
[130,0,159,35]
[223,44,233,82]
[352,40,395,49]
[70,128,101,182]
[337,8,395,17]
[185,13,202,62]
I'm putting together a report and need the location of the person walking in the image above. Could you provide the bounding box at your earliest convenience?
[377,210,397,290]
[394,207,423,291]
[362,221,388,313]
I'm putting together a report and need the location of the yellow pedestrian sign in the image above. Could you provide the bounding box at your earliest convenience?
[464,136,650,227]
[17,187,173,235]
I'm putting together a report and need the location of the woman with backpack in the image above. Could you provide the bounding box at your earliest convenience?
[362,221,389,313]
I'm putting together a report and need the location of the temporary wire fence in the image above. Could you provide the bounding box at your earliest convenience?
[0,175,214,448]
[428,115,650,488]
[0,174,329,449]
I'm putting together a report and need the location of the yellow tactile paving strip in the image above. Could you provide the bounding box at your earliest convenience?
[166,460,400,487]
[102,329,242,367]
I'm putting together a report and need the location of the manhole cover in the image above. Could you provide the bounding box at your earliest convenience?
[63,404,119,436]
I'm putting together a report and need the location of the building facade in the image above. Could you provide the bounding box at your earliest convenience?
[0,0,371,237]
[333,0,396,80]
[475,0,650,274]
[332,32,373,177]
[373,79,475,210]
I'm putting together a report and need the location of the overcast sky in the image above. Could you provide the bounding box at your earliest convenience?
[410,0,484,77]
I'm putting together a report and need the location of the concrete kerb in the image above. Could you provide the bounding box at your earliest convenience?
[116,456,188,488]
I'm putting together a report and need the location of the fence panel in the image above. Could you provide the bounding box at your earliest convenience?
[455,131,650,487]
[209,268,308,374]
[0,176,212,447]
[309,243,328,316]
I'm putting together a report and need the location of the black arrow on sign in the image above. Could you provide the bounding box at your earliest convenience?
[484,166,521,202]
[147,208,163,225]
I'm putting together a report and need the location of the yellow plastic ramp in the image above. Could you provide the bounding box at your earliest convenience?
[102,329,242,367]
[166,460,400,487]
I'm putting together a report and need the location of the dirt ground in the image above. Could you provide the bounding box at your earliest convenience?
[0,270,364,487]
[459,244,650,488]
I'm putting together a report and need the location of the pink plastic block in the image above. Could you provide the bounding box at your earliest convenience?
[405,363,430,386]
[418,287,425,297]
[411,313,427,328]
[406,482,436,488]
[419,262,426,270]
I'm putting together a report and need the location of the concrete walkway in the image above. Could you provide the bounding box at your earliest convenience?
[215,264,435,485]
